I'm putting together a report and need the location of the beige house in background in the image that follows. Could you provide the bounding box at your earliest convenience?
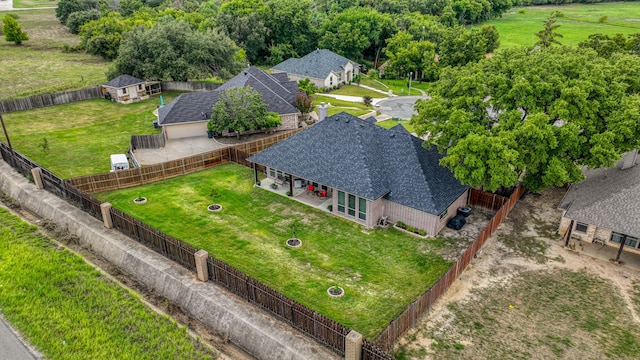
[270,49,360,89]
[158,67,301,140]
[247,112,469,236]
[558,150,640,254]
[102,75,161,104]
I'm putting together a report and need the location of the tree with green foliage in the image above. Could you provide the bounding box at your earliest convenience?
[265,0,315,58]
[579,33,640,57]
[412,46,640,192]
[208,87,280,138]
[384,31,437,80]
[535,16,563,48]
[297,78,317,96]
[318,7,395,61]
[216,0,269,63]
[2,16,29,45]
[56,0,99,24]
[80,13,133,60]
[65,9,100,34]
[108,18,244,81]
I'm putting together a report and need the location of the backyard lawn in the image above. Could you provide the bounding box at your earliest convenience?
[0,205,217,360]
[95,163,454,339]
[359,77,429,96]
[479,3,640,49]
[0,9,109,99]
[312,94,374,118]
[1,93,181,178]
[376,119,415,134]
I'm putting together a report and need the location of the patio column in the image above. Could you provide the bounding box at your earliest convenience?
[614,235,627,264]
[289,175,293,196]
[253,163,258,184]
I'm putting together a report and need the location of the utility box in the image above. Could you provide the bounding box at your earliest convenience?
[110,154,129,172]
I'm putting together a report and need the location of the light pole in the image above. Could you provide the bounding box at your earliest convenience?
[408,72,413,96]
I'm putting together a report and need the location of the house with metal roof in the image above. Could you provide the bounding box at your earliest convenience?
[102,75,161,104]
[247,112,469,235]
[558,150,640,254]
[270,49,360,89]
[158,67,301,140]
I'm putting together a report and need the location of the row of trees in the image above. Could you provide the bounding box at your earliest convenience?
[55,0,508,82]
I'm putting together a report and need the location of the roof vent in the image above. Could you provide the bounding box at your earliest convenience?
[244,72,247,75]
[389,133,395,138]
[345,118,350,123]
[201,112,206,119]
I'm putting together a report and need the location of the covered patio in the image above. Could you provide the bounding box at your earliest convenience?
[258,176,333,212]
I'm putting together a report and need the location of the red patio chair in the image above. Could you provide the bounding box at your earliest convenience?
[318,189,327,197]
[307,185,315,194]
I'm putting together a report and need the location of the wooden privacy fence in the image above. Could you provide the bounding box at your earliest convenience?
[130,134,165,149]
[69,128,305,193]
[468,188,508,211]
[373,185,524,351]
[205,256,350,355]
[160,81,220,92]
[0,86,103,113]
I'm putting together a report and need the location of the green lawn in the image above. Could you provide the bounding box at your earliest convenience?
[312,94,374,117]
[376,119,415,134]
[479,3,640,49]
[12,0,59,8]
[95,163,454,339]
[359,77,428,96]
[0,9,109,99]
[0,206,217,360]
[327,85,386,98]
[1,93,181,178]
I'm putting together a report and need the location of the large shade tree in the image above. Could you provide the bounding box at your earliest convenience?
[108,18,244,81]
[208,86,281,138]
[412,46,640,192]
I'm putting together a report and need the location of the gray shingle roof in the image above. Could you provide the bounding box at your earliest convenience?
[104,74,144,88]
[271,49,359,80]
[248,113,468,215]
[158,67,300,125]
[560,155,640,238]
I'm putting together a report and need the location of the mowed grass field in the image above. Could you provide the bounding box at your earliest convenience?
[0,205,217,359]
[0,9,109,99]
[480,2,640,48]
[13,0,59,8]
[95,163,456,339]
[1,93,181,178]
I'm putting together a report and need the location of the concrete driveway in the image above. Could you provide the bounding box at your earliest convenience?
[0,315,39,360]
[376,96,429,120]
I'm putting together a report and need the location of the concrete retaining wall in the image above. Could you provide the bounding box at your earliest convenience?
[0,161,337,360]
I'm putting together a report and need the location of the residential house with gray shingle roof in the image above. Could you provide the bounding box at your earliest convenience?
[158,67,301,140]
[558,150,640,254]
[102,75,161,104]
[247,112,469,235]
[270,49,360,89]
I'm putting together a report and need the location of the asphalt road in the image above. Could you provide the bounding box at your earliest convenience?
[376,96,428,120]
[0,316,38,360]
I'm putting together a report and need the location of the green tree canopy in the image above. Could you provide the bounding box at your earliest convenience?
[208,86,280,137]
[2,15,29,45]
[108,18,244,81]
[56,0,99,24]
[535,16,563,48]
[412,46,640,192]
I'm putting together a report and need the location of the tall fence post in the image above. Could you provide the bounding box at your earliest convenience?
[195,249,209,282]
[31,167,44,189]
[345,330,363,360]
[100,202,113,229]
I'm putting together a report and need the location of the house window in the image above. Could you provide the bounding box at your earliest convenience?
[439,209,448,220]
[337,191,345,213]
[138,84,143,90]
[269,168,275,178]
[348,194,356,217]
[122,88,127,94]
[575,222,588,233]
[329,77,333,86]
[611,233,640,249]
[358,198,366,220]
[338,73,342,82]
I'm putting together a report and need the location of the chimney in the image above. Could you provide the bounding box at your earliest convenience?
[318,102,329,122]
[621,149,638,170]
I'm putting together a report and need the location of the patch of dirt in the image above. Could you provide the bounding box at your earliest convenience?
[0,195,254,360]
[394,187,640,359]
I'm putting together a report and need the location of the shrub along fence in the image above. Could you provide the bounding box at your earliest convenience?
[373,186,523,351]
[0,87,103,113]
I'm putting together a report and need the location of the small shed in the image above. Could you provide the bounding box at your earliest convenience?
[102,75,161,104]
